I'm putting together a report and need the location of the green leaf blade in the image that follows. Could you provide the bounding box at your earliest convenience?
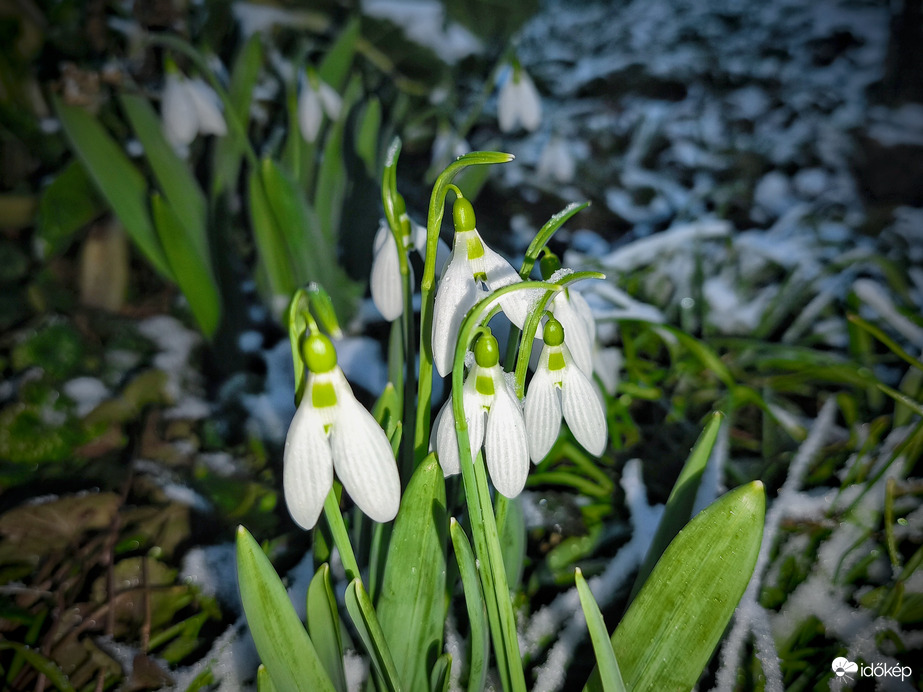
[377,455,448,691]
[345,578,404,692]
[575,568,626,692]
[235,526,336,692]
[449,518,490,692]
[306,563,348,692]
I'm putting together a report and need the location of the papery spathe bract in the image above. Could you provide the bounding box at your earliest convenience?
[524,318,607,463]
[283,334,400,529]
[432,197,535,376]
[498,64,542,134]
[434,334,530,498]
[298,69,342,143]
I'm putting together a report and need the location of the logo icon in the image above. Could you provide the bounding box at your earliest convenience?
[832,657,858,680]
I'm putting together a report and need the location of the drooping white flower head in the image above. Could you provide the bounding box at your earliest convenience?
[432,196,536,376]
[434,333,530,498]
[161,64,228,155]
[370,195,450,321]
[524,317,607,463]
[283,332,400,529]
[497,62,542,134]
[298,68,342,143]
[537,135,576,184]
[541,251,596,375]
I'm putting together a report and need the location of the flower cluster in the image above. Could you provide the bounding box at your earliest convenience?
[161,60,227,155]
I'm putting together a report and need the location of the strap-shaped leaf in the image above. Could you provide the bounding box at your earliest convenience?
[356,97,382,176]
[0,641,75,692]
[151,193,221,337]
[575,568,626,692]
[54,98,171,278]
[36,160,104,257]
[247,166,296,301]
[377,455,448,691]
[449,518,489,692]
[318,17,360,91]
[119,93,208,263]
[497,495,526,589]
[430,653,452,692]
[629,411,723,599]
[235,526,335,692]
[345,578,403,692]
[586,482,765,691]
[307,563,347,692]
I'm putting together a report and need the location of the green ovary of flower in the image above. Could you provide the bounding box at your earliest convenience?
[453,196,477,233]
[475,333,500,368]
[302,333,338,374]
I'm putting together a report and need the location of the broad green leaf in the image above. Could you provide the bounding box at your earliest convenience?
[151,193,221,337]
[54,98,171,278]
[259,159,360,321]
[307,564,347,692]
[119,93,208,263]
[36,159,104,256]
[0,641,76,692]
[377,455,448,691]
[497,495,526,589]
[520,201,591,278]
[235,526,336,692]
[214,33,263,196]
[318,17,360,91]
[575,568,626,692]
[247,166,296,302]
[629,411,723,600]
[449,518,489,692]
[586,482,765,692]
[430,654,452,692]
[356,97,382,176]
[345,578,403,692]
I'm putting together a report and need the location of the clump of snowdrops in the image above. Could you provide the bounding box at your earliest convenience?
[235,143,766,692]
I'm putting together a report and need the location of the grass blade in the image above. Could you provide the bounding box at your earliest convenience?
[575,568,626,692]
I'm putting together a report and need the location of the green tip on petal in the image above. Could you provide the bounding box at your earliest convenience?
[540,251,561,280]
[453,196,476,233]
[302,333,338,373]
[544,317,565,347]
[474,333,500,368]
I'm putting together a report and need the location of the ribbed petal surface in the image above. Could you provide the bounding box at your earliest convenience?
[484,383,529,498]
[331,392,401,523]
[515,72,542,132]
[186,78,227,136]
[432,245,477,376]
[435,384,485,476]
[553,291,594,375]
[162,75,197,149]
[562,357,607,456]
[497,77,518,133]
[481,240,542,336]
[283,401,333,529]
[370,222,404,321]
[524,365,562,463]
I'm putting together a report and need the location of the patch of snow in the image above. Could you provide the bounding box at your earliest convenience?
[63,376,110,417]
[181,543,239,607]
[361,0,481,63]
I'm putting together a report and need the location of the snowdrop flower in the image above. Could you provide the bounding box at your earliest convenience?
[541,251,595,375]
[497,62,541,133]
[432,196,535,376]
[524,317,607,463]
[370,195,450,321]
[434,333,530,497]
[283,332,400,529]
[298,68,342,143]
[537,135,576,184]
[161,61,227,154]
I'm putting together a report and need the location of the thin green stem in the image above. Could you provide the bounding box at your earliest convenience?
[322,490,361,583]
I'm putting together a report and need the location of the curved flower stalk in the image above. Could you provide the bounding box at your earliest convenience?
[432,195,537,376]
[434,331,530,498]
[497,61,542,133]
[161,58,227,154]
[524,316,607,463]
[541,250,596,375]
[283,332,400,529]
[370,196,450,321]
[297,67,342,143]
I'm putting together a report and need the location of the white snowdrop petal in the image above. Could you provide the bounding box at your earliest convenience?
[553,292,594,375]
[331,394,401,523]
[480,241,542,335]
[318,82,342,119]
[465,383,486,460]
[283,401,334,529]
[370,223,404,321]
[432,245,478,376]
[516,73,542,132]
[186,78,227,136]
[497,79,518,133]
[562,362,607,456]
[298,87,323,143]
[484,385,529,498]
[162,75,198,149]
[524,366,562,463]
[434,400,461,477]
